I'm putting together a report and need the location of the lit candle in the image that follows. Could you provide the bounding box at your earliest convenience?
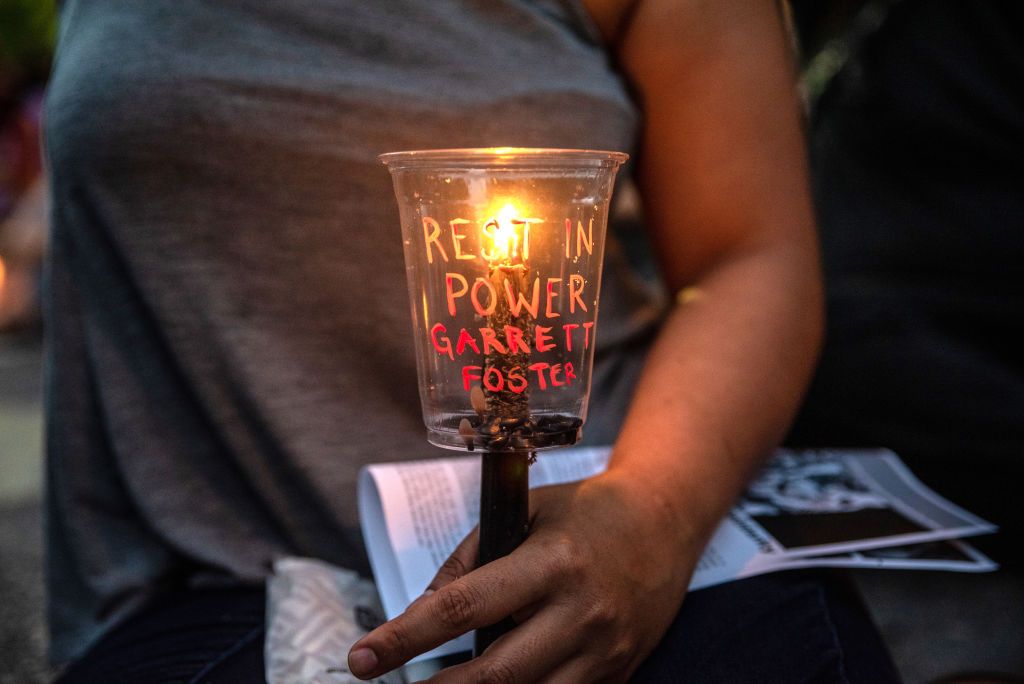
[380,147,628,656]
[480,203,535,444]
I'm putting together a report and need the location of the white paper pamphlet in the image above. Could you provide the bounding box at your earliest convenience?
[357,447,996,662]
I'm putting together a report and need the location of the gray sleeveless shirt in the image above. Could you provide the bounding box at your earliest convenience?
[44,0,664,660]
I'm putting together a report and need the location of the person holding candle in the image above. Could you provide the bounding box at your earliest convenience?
[44,0,897,681]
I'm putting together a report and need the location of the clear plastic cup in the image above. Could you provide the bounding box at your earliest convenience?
[380,148,628,451]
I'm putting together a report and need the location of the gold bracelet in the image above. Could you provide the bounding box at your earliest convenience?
[675,286,704,305]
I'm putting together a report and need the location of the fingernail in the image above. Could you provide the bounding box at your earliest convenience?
[348,647,378,677]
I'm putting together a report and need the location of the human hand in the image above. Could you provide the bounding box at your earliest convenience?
[347,469,700,682]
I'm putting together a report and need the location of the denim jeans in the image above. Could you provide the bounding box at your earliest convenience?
[56,570,898,683]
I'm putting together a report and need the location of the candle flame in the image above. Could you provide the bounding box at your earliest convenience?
[493,203,520,260]
[482,201,540,263]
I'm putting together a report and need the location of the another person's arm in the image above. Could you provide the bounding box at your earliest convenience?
[349,0,822,680]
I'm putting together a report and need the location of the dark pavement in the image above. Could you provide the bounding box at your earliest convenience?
[0,332,55,683]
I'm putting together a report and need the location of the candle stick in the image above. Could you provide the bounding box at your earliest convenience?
[481,205,533,431]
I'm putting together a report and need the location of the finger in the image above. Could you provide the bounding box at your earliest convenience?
[424,606,582,684]
[348,551,551,679]
[545,655,613,684]
[510,597,543,626]
[427,525,480,592]
[547,643,638,684]
[405,588,434,612]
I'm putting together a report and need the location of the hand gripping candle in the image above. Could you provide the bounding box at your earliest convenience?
[380,148,627,655]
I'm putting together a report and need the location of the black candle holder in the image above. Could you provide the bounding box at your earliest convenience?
[475,449,531,654]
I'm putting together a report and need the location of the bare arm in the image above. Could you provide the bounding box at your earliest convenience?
[600,0,822,559]
[348,2,822,680]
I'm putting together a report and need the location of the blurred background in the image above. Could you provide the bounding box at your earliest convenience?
[1,1,1021,682]
[2,1,55,682]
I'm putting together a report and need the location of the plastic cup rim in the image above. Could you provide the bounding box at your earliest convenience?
[378,147,629,169]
